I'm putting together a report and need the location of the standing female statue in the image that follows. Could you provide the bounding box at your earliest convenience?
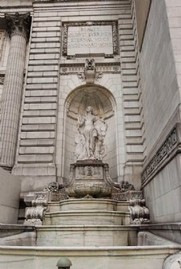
[75,106,107,161]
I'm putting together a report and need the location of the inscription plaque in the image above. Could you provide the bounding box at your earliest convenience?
[63,21,118,57]
[68,25,113,55]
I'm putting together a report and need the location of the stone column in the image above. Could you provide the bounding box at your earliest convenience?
[0,13,31,169]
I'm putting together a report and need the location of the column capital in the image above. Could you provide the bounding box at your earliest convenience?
[5,12,31,41]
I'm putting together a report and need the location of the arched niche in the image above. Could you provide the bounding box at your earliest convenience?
[63,84,117,181]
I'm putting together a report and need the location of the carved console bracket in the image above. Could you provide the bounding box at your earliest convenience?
[24,192,48,226]
[76,59,102,84]
[129,198,150,224]
[111,186,150,223]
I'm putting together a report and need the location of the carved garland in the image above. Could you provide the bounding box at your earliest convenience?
[141,128,178,186]
[62,21,119,57]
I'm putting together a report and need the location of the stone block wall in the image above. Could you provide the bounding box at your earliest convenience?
[144,155,181,223]
[7,0,145,192]
[165,0,181,99]
[140,0,180,157]
[139,0,181,222]
[0,168,21,224]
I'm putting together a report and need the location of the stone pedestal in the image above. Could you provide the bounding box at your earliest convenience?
[0,13,30,169]
[65,161,113,198]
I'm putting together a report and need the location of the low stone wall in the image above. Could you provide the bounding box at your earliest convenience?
[0,168,21,224]
[0,246,179,269]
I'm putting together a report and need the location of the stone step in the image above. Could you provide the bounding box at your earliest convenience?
[43,211,130,226]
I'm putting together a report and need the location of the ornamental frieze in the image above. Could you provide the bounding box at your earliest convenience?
[60,62,120,75]
[141,127,179,186]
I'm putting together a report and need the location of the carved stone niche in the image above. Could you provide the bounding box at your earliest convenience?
[65,160,113,198]
[64,85,117,182]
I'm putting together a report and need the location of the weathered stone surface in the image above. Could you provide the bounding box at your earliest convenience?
[0,168,21,224]
[0,2,181,269]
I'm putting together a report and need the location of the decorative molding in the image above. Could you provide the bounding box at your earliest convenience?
[62,21,119,58]
[76,59,103,83]
[141,127,179,187]
[5,12,31,41]
[60,62,120,76]
[111,189,143,201]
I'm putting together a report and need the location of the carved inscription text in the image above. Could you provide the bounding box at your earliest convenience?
[68,25,113,55]
[63,21,119,57]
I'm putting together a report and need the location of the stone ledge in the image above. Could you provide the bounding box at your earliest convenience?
[0,224,35,239]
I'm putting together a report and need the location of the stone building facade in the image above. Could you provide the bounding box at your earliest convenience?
[0,0,181,268]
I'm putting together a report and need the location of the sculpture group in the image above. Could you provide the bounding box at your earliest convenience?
[75,106,108,161]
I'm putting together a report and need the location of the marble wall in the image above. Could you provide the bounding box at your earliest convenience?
[0,168,21,224]
[140,0,180,158]
[140,0,181,222]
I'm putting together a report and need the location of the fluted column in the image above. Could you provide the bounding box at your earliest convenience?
[0,13,31,169]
